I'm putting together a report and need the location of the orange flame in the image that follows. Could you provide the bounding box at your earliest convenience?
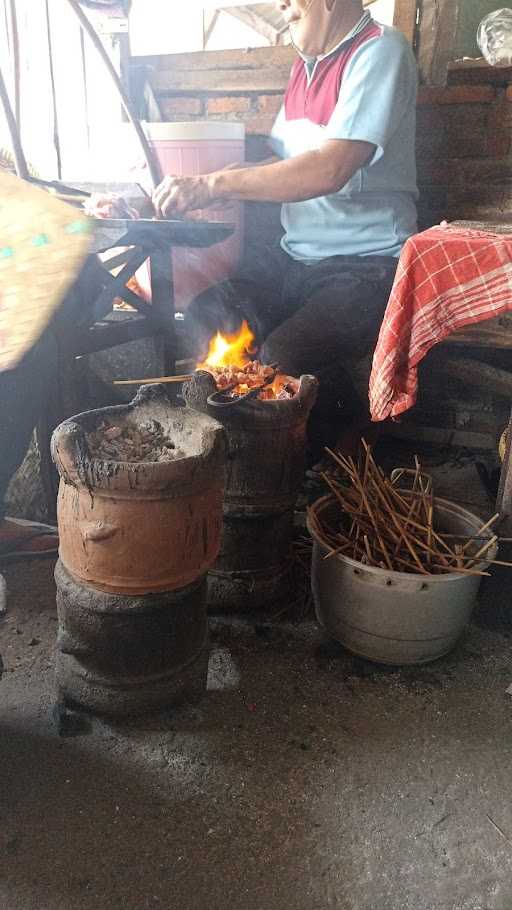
[197,320,256,370]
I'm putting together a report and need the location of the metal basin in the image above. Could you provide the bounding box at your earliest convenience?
[308,496,497,666]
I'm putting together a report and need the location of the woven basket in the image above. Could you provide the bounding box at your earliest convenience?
[0,169,91,372]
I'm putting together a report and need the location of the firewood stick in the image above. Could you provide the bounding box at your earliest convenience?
[363,535,375,566]
[392,490,425,557]
[336,486,452,567]
[390,554,489,577]
[440,534,512,542]
[346,463,394,571]
[319,516,493,576]
[444,552,512,568]
[482,558,512,568]
[465,534,498,569]
[460,514,501,554]
[343,502,451,570]
[380,500,458,564]
[427,504,433,567]
[329,450,432,572]
[321,472,353,515]
[382,502,430,575]
[321,444,500,577]
[323,539,353,560]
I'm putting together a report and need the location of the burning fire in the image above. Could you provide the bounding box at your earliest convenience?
[196,320,297,401]
[197,319,256,371]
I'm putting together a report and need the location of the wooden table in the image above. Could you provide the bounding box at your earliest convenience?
[444,220,512,528]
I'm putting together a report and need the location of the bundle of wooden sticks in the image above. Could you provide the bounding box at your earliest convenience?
[308,442,511,577]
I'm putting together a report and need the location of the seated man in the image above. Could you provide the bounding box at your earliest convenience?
[152,0,418,448]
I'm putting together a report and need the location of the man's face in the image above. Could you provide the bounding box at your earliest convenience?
[277,0,316,26]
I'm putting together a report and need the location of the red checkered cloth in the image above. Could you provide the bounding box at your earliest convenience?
[369,225,512,421]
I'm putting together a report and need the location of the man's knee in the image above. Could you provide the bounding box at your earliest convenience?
[260,330,300,377]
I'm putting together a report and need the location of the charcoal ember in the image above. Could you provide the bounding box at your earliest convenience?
[277,384,296,400]
[202,360,297,400]
[86,420,180,463]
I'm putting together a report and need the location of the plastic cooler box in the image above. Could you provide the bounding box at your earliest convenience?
[144,121,245,311]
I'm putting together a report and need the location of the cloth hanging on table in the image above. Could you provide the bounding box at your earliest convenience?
[369,224,512,421]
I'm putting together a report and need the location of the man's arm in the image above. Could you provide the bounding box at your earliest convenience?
[222,155,279,171]
[152,139,374,218]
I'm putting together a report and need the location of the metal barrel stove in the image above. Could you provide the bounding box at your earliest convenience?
[51,384,225,717]
[183,370,318,614]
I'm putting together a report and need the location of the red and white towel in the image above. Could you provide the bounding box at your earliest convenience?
[369,225,512,421]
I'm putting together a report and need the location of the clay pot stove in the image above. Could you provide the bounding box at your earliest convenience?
[183,369,318,613]
[51,385,225,717]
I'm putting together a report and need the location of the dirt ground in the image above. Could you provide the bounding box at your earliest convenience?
[1,456,512,910]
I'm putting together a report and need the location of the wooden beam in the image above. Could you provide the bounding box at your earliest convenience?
[417,0,460,86]
[435,356,512,399]
[152,65,291,94]
[443,329,512,351]
[203,10,220,50]
[133,45,295,72]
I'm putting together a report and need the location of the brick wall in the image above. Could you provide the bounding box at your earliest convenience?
[137,50,512,241]
[417,79,512,226]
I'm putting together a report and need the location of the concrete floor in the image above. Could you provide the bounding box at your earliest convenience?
[1,457,512,910]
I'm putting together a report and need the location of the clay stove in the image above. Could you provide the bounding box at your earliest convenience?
[183,323,318,613]
[51,385,225,717]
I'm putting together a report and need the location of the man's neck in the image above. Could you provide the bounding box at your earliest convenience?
[332,2,365,45]
[294,1,367,59]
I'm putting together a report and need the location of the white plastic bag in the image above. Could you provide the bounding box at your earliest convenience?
[478,8,512,67]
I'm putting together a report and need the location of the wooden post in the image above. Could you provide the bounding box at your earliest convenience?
[498,412,512,534]
[417,0,461,85]
[393,0,418,47]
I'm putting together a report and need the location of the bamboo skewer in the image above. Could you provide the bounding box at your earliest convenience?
[310,443,503,578]
[113,374,194,386]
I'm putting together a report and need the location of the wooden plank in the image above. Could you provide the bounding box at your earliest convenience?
[384,421,496,452]
[133,45,294,72]
[448,59,512,86]
[393,0,418,46]
[443,331,512,351]
[436,357,512,398]
[152,66,291,94]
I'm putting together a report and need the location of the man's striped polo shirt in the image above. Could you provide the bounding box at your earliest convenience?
[270,11,418,262]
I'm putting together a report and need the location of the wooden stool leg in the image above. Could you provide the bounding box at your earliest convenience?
[150,248,177,376]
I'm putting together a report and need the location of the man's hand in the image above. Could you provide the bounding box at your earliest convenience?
[152,175,214,219]
[151,139,376,216]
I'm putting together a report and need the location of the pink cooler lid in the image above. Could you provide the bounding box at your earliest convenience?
[143,122,245,142]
